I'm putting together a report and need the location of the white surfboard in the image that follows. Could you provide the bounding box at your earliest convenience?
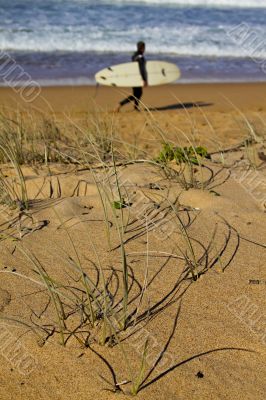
[95,61,180,87]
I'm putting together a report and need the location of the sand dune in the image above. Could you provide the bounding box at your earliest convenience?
[0,83,265,399]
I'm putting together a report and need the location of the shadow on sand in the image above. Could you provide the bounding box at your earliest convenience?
[148,101,213,111]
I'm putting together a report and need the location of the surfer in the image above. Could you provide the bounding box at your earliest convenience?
[115,41,148,112]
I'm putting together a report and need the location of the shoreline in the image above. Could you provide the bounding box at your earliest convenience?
[2,51,266,85]
[1,78,266,88]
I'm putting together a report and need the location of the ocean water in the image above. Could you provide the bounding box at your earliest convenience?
[0,0,266,85]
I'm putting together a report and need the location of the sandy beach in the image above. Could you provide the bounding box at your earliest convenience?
[1,82,266,151]
[0,81,265,400]
[1,82,266,112]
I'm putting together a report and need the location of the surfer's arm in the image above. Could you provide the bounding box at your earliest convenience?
[133,54,148,85]
[138,56,148,84]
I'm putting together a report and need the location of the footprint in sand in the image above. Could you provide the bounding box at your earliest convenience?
[0,288,11,312]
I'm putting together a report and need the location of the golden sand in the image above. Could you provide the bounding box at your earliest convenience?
[0,83,265,400]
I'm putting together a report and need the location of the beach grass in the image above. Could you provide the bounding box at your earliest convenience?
[0,101,265,396]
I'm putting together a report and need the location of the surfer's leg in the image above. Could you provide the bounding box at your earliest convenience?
[115,90,136,112]
[120,95,134,107]
[133,87,143,110]
[115,87,141,112]
[114,94,134,112]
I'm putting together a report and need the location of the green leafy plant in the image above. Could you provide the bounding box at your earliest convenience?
[156,143,210,165]
[154,143,211,190]
[113,198,127,209]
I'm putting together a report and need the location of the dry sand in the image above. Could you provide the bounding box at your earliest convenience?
[0,83,265,400]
